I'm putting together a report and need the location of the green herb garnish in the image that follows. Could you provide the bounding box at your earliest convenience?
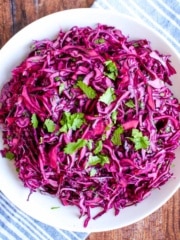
[133,42,139,48]
[129,128,150,150]
[44,119,55,133]
[93,140,103,154]
[54,76,60,81]
[60,112,85,133]
[5,151,14,160]
[89,168,97,177]
[87,139,93,150]
[104,60,118,80]
[99,87,116,105]
[125,99,135,108]
[77,81,97,99]
[88,154,109,167]
[111,110,118,124]
[51,206,60,210]
[59,83,65,95]
[111,125,124,146]
[95,38,105,44]
[102,134,107,141]
[31,113,38,129]
[64,139,87,154]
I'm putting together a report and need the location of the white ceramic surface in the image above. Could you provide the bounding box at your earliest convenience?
[0,8,179,232]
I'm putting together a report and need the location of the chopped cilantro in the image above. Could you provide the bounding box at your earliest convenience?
[59,83,65,95]
[88,154,109,166]
[64,139,87,154]
[44,119,55,133]
[133,42,139,48]
[93,140,103,154]
[111,125,124,146]
[129,128,150,150]
[54,76,60,81]
[71,58,76,62]
[60,112,85,133]
[111,110,118,124]
[77,81,97,99]
[102,134,107,141]
[104,60,118,80]
[105,124,112,131]
[89,168,97,177]
[5,151,14,160]
[95,38,105,44]
[87,139,93,150]
[125,99,135,108]
[51,206,60,210]
[31,113,38,129]
[99,87,116,105]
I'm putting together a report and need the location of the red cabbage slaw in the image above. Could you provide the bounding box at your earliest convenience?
[0,24,180,227]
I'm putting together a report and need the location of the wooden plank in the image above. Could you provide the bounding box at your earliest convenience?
[0,0,13,47]
[0,0,94,47]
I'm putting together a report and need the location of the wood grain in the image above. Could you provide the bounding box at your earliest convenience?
[0,0,12,47]
[0,1,180,240]
[0,0,94,48]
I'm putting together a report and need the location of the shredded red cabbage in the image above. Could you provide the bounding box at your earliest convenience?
[0,24,180,227]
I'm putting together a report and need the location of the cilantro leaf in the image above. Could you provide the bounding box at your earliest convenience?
[111,110,118,124]
[51,206,60,210]
[95,38,105,44]
[111,125,124,146]
[133,42,139,48]
[105,124,113,131]
[64,139,87,154]
[44,119,55,133]
[31,113,38,128]
[5,151,14,160]
[93,140,102,154]
[87,154,109,166]
[54,76,60,81]
[77,81,97,99]
[104,60,118,80]
[87,139,93,150]
[125,99,135,108]
[99,87,116,105]
[129,128,150,150]
[60,112,85,133]
[89,168,97,176]
[102,134,107,141]
[59,83,65,95]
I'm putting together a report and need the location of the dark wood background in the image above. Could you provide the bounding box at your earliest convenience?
[0,1,179,240]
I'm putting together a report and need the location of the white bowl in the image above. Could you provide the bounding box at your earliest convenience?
[0,8,179,232]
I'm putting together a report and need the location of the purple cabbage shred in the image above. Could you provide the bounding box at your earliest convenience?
[0,24,180,227]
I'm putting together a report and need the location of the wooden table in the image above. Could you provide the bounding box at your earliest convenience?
[0,1,179,240]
